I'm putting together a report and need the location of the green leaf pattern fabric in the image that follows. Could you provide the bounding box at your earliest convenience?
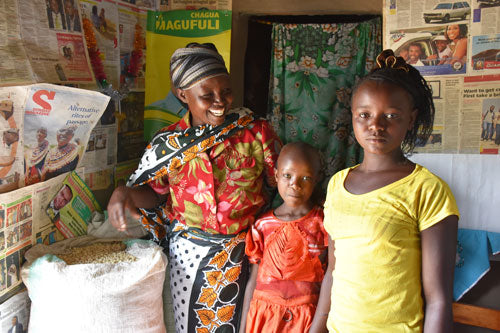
[268,19,382,188]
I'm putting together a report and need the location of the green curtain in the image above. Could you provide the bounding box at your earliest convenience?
[268,18,381,188]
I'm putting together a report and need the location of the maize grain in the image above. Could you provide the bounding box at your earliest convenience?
[58,242,137,265]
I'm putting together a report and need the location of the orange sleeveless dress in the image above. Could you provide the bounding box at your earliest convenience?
[245,207,327,333]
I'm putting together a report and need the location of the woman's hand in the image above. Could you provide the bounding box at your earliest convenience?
[107,184,166,232]
[107,186,141,232]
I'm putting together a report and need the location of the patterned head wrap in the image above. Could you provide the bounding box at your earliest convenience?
[170,45,228,90]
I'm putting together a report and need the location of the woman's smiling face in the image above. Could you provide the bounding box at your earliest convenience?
[446,25,460,41]
[177,75,233,127]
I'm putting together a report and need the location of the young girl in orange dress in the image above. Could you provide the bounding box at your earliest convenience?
[240,142,327,333]
[309,50,459,332]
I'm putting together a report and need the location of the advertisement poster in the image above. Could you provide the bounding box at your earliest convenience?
[389,25,468,76]
[144,9,232,141]
[46,171,102,238]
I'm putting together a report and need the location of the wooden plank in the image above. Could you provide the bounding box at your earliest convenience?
[453,302,500,331]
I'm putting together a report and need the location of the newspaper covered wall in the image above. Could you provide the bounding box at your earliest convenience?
[383,0,500,154]
[1,0,155,87]
[0,0,95,86]
[0,84,110,193]
[0,170,87,301]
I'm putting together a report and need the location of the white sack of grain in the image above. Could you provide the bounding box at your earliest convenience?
[21,236,167,333]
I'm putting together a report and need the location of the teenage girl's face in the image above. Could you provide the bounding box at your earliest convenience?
[446,25,460,41]
[275,152,317,209]
[351,80,417,157]
[177,75,233,127]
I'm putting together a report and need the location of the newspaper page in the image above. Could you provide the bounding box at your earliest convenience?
[16,0,94,85]
[468,1,500,74]
[0,87,27,194]
[0,186,33,301]
[119,0,156,9]
[384,0,470,76]
[84,166,113,191]
[415,77,463,153]
[0,290,30,332]
[23,84,110,186]
[0,0,34,86]
[46,171,102,238]
[382,0,495,154]
[118,1,147,91]
[31,173,68,246]
[80,123,118,172]
[167,0,232,11]
[461,75,500,153]
[80,0,121,88]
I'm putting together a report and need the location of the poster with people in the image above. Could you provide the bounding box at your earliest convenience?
[389,24,468,76]
[46,171,102,238]
[144,9,232,141]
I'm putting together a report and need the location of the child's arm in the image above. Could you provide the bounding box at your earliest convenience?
[309,235,336,333]
[238,263,259,333]
[421,215,458,333]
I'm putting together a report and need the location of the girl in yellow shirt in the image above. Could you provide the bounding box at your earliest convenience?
[309,50,459,333]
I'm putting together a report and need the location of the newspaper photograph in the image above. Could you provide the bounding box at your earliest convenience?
[80,0,121,88]
[470,34,500,73]
[80,123,118,172]
[384,0,470,32]
[388,24,468,76]
[461,76,500,153]
[23,84,110,186]
[479,97,500,152]
[0,290,30,332]
[46,171,102,239]
[0,87,26,195]
[118,1,147,91]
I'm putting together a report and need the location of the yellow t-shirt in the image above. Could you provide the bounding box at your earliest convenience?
[323,164,459,333]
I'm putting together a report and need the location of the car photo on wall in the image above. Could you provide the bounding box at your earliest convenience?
[423,2,470,23]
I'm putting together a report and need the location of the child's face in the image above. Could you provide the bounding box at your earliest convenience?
[352,80,417,157]
[275,152,317,209]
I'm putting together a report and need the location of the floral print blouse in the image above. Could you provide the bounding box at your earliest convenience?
[149,112,282,235]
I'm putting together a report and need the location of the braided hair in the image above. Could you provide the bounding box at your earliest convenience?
[353,49,435,155]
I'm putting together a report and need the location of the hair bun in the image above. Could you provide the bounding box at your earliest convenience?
[374,49,409,72]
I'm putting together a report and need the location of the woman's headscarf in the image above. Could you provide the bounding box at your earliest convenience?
[170,44,228,90]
